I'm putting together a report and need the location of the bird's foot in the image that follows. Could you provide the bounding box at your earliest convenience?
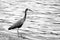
[18,34,22,38]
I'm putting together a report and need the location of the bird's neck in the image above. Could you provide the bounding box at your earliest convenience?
[23,10,27,21]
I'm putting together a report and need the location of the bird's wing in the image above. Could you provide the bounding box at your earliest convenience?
[11,19,24,27]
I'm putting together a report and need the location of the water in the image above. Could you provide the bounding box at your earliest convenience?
[0,0,60,40]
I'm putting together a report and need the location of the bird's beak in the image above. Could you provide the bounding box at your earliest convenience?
[28,9,33,12]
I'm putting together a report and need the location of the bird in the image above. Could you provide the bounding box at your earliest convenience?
[8,8,33,37]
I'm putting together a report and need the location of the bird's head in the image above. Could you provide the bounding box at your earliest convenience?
[25,8,33,12]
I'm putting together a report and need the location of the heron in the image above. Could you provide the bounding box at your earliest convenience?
[8,8,33,37]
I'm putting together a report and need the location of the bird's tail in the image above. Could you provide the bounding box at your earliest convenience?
[8,26,16,30]
[8,27,12,30]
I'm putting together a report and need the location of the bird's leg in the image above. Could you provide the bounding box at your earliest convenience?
[17,28,20,37]
[17,28,23,38]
